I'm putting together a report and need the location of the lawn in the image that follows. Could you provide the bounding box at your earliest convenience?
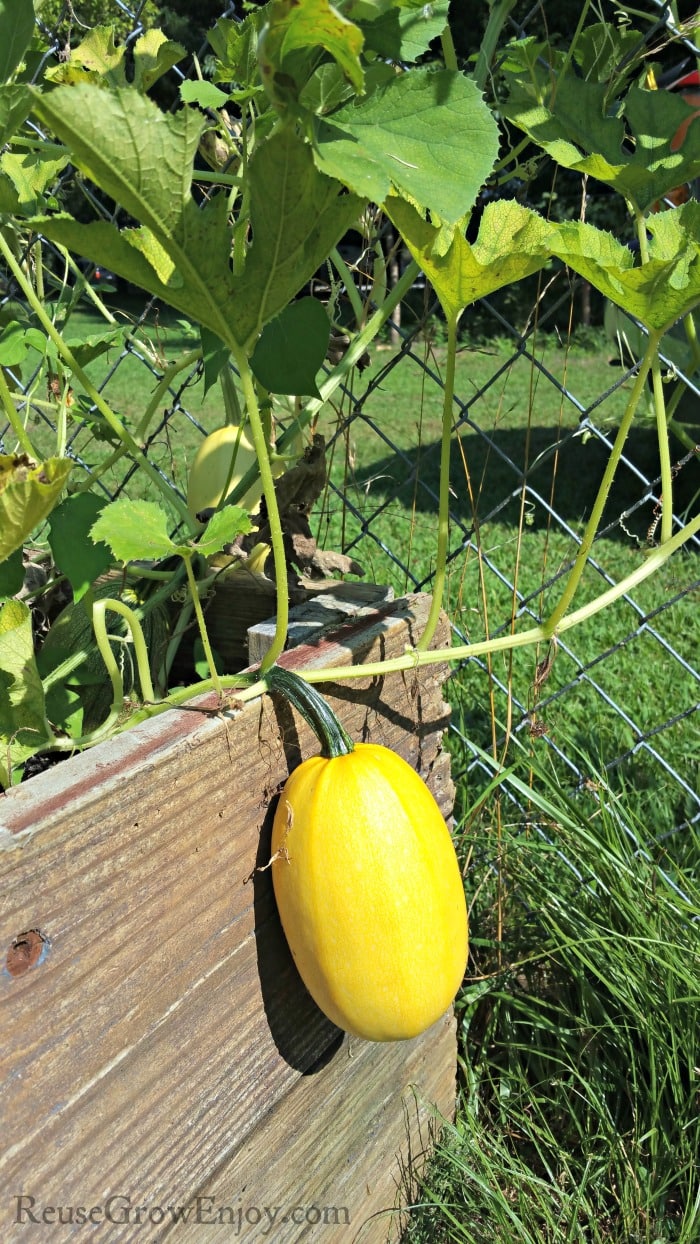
[13,298,700,1240]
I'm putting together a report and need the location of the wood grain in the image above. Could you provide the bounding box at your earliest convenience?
[0,594,457,1242]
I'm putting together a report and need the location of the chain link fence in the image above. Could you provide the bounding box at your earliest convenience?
[2,0,699,847]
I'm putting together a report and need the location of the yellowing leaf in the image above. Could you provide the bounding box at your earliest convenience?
[0,454,72,561]
[387,196,554,323]
[0,598,52,787]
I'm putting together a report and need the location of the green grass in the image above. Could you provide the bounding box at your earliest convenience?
[400,743,700,1244]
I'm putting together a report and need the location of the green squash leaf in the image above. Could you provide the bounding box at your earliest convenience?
[0,320,40,366]
[0,598,52,788]
[209,11,264,93]
[234,128,362,346]
[32,85,205,235]
[251,297,330,396]
[0,83,32,145]
[180,80,230,110]
[551,203,700,331]
[387,195,554,323]
[90,497,187,564]
[0,545,23,597]
[45,26,185,91]
[0,0,35,84]
[0,147,69,214]
[0,454,72,561]
[360,0,450,63]
[315,68,499,227]
[30,88,360,352]
[48,493,112,602]
[501,39,700,213]
[195,506,253,559]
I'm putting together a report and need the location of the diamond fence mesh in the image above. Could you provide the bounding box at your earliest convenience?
[2,1,699,847]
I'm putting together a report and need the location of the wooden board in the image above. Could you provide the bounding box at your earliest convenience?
[0,593,456,1243]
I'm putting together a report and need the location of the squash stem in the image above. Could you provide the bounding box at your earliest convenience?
[417,313,457,651]
[265,665,354,758]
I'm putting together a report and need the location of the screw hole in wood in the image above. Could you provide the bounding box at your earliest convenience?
[5,929,51,979]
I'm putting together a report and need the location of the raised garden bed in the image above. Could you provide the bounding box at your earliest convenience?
[1,592,458,1243]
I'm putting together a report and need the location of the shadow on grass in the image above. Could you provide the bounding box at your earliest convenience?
[352,418,700,543]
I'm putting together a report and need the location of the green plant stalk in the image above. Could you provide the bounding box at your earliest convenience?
[97,598,157,703]
[161,592,195,683]
[115,502,700,735]
[59,244,119,324]
[330,244,365,327]
[650,353,674,542]
[0,231,197,532]
[221,362,244,426]
[55,377,69,459]
[440,25,458,72]
[50,597,157,750]
[473,0,519,92]
[632,210,675,544]
[417,313,458,651]
[543,334,658,635]
[0,366,35,456]
[182,553,223,699]
[228,342,289,673]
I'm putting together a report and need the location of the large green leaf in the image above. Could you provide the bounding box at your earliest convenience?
[231,129,362,346]
[387,195,554,323]
[0,598,52,787]
[48,493,112,602]
[0,454,72,561]
[501,39,700,213]
[209,11,265,96]
[91,498,187,564]
[551,203,700,332]
[0,83,32,145]
[0,545,23,598]
[314,68,499,226]
[32,85,205,235]
[251,296,330,396]
[359,0,450,63]
[0,0,35,84]
[30,86,360,351]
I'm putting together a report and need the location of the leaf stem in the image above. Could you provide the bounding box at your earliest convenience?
[182,553,223,699]
[417,314,457,650]
[50,596,156,749]
[650,353,674,542]
[543,336,657,635]
[633,210,674,543]
[229,345,289,672]
[473,0,518,92]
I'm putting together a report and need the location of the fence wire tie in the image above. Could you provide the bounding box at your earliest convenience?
[647,444,700,546]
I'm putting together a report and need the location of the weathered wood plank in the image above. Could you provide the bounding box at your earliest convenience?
[165,1015,457,1243]
[0,594,456,1242]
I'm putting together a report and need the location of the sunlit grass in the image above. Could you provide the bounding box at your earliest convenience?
[401,743,700,1243]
